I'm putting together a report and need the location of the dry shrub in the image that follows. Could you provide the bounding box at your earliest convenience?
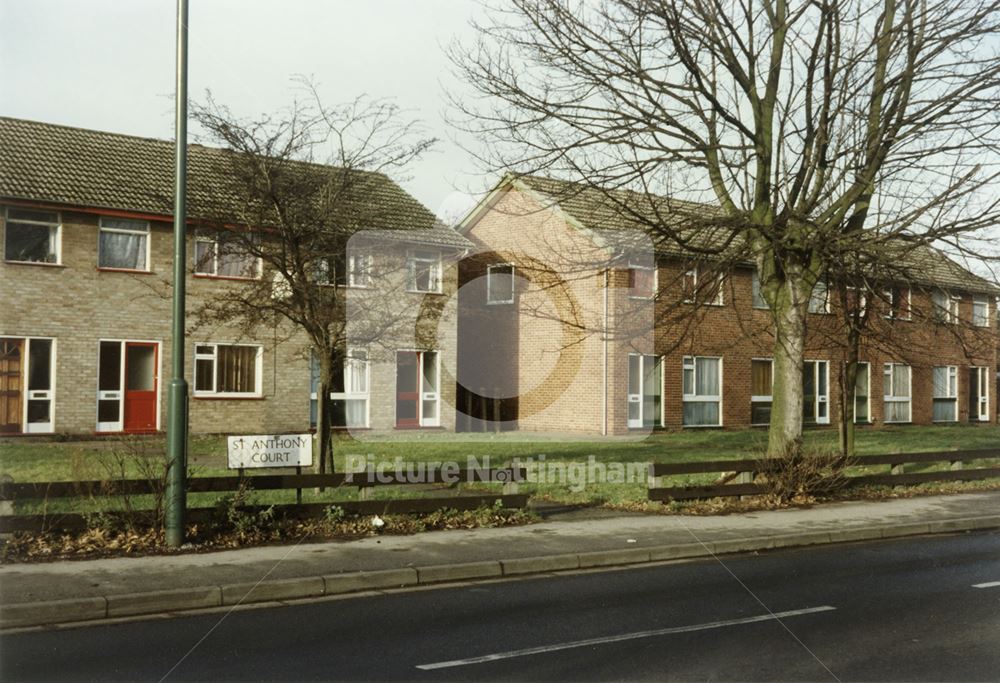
[755,442,853,505]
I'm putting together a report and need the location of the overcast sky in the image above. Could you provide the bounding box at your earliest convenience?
[1,0,488,222]
[1,1,997,275]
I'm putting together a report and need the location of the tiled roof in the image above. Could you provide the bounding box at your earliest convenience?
[516,174,998,295]
[0,117,470,250]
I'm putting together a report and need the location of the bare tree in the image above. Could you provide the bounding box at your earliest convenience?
[191,83,436,472]
[449,0,1000,456]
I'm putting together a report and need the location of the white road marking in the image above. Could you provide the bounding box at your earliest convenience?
[415,605,837,670]
[972,581,1000,589]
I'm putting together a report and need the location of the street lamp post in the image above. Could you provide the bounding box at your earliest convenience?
[165,0,189,548]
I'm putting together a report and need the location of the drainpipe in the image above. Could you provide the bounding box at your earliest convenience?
[603,268,609,436]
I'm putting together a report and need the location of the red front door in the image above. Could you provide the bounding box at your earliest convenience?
[0,339,23,434]
[396,351,420,428]
[124,343,158,432]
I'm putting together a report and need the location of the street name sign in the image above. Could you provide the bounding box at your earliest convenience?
[227,433,313,469]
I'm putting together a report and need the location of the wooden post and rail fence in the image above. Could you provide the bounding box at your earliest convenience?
[0,466,527,533]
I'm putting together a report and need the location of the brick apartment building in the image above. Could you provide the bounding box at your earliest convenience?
[455,174,999,435]
[0,117,468,437]
[2,118,996,439]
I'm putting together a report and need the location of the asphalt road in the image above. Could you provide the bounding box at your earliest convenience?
[2,531,998,682]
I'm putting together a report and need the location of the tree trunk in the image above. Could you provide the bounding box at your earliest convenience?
[767,277,812,458]
[840,348,861,457]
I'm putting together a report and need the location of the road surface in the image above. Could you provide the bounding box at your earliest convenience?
[2,531,998,681]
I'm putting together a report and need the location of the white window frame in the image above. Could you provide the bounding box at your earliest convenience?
[486,263,515,304]
[682,355,723,427]
[626,353,664,429]
[972,295,990,328]
[853,361,872,425]
[751,269,768,309]
[683,267,723,306]
[193,230,262,279]
[347,251,373,288]
[809,281,830,314]
[971,366,990,422]
[192,343,263,397]
[627,258,657,300]
[846,286,868,316]
[96,338,161,433]
[750,358,773,426]
[98,217,151,271]
[395,349,441,427]
[884,287,912,320]
[883,363,912,424]
[1,336,57,434]
[4,207,62,265]
[406,249,442,294]
[932,365,959,423]
[312,349,371,428]
[932,289,960,324]
[804,360,831,425]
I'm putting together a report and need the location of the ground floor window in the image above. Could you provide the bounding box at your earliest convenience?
[310,349,370,428]
[748,358,828,426]
[0,336,55,434]
[883,363,912,423]
[932,365,958,422]
[803,360,830,425]
[682,356,721,426]
[750,359,772,426]
[396,350,439,428]
[854,362,871,424]
[627,354,662,428]
[97,340,159,432]
[194,344,262,397]
[969,367,989,422]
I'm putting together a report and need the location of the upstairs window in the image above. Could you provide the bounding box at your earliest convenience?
[682,267,723,306]
[932,289,959,323]
[347,252,372,288]
[627,259,656,299]
[4,208,60,264]
[808,281,830,313]
[406,249,442,293]
[99,217,149,271]
[487,264,515,304]
[194,230,261,279]
[972,295,990,328]
[751,269,768,309]
[884,287,912,320]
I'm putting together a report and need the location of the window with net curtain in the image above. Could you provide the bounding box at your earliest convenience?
[883,363,911,423]
[99,218,148,270]
[683,356,721,426]
[932,365,958,422]
[310,350,369,428]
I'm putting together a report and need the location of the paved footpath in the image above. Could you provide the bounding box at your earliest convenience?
[1,490,998,629]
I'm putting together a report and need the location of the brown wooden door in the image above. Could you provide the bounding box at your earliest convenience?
[395,351,420,428]
[123,343,158,432]
[0,338,23,433]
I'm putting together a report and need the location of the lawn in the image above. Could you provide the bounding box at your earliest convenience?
[1,425,998,511]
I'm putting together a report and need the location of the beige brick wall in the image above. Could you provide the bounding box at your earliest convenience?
[0,206,461,436]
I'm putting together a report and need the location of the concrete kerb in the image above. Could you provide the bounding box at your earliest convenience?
[3,514,999,630]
